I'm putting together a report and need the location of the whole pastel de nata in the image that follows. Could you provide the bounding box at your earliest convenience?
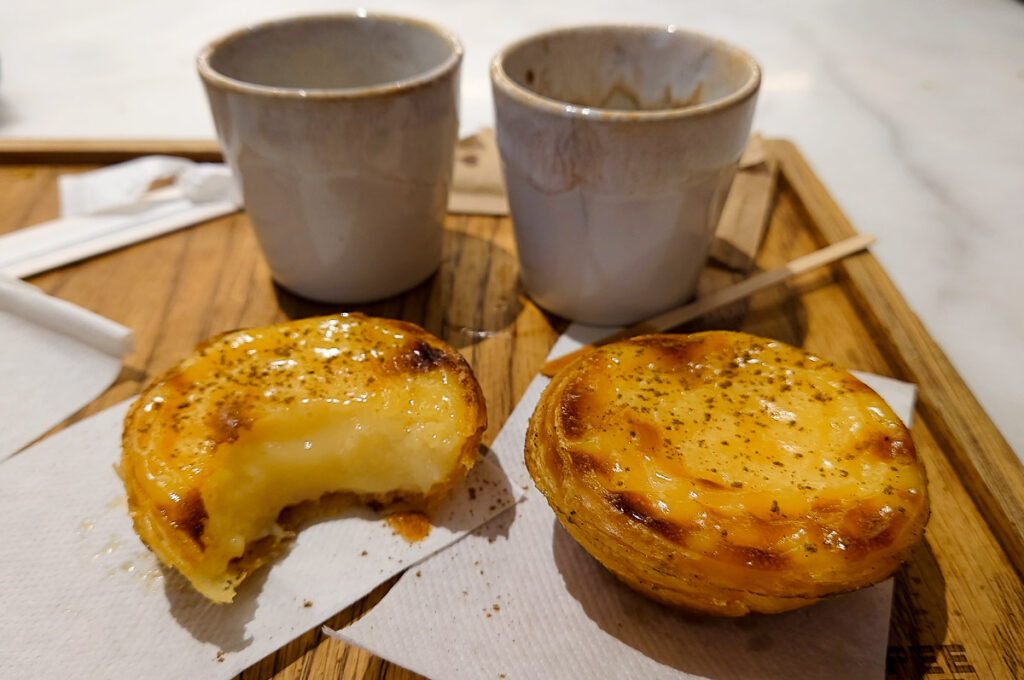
[526,330,928,616]
[122,313,486,603]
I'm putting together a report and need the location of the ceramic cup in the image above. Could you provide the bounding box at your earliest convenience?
[491,26,760,325]
[198,14,461,303]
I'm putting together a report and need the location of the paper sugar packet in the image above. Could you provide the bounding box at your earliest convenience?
[0,156,239,279]
[0,273,132,459]
[330,325,917,680]
[0,400,522,679]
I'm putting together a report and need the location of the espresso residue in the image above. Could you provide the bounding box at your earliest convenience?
[563,81,704,112]
[386,511,432,543]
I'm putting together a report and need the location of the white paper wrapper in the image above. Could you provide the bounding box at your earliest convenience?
[0,156,240,279]
[0,400,523,679]
[331,324,918,680]
[0,273,133,459]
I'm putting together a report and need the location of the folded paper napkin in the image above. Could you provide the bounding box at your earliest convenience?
[0,399,524,679]
[0,273,133,459]
[0,155,240,278]
[330,325,917,680]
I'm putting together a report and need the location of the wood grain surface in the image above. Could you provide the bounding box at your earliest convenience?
[2,140,1021,679]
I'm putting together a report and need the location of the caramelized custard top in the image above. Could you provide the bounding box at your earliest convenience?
[552,332,927,572]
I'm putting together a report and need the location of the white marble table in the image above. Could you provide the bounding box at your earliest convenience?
[1,0,1021,458]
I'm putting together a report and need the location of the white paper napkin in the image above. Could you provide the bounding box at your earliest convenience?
[0,156,240,278]
[0,273,133,459]
[0,400,523,679]
[331,325,918,680]
[58,156,236,217]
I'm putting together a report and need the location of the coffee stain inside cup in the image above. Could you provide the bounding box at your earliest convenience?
[588,82,703,111]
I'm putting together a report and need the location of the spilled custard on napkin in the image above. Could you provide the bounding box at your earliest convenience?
[122,313,486,603]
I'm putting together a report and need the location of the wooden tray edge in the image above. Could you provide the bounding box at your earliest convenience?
[0,139,223,164]
[768,138,1024,579]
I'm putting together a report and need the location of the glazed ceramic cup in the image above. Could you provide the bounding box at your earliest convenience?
[491,26,760,325]
[199,14,461,303]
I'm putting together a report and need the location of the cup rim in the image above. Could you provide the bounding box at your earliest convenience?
[197,12,463,99]
[490,24,761,121]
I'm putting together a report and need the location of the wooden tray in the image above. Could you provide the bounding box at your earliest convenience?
[1,138,1021,679]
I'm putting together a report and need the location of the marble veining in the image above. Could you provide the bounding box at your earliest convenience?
[0,0,1021,456]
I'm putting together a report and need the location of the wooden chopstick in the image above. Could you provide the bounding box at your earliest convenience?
[540,233,877,377]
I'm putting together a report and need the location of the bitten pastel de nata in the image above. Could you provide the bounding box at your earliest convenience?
[122,313,486,603]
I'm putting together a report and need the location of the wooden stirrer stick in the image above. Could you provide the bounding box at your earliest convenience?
[540,233,877,377]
